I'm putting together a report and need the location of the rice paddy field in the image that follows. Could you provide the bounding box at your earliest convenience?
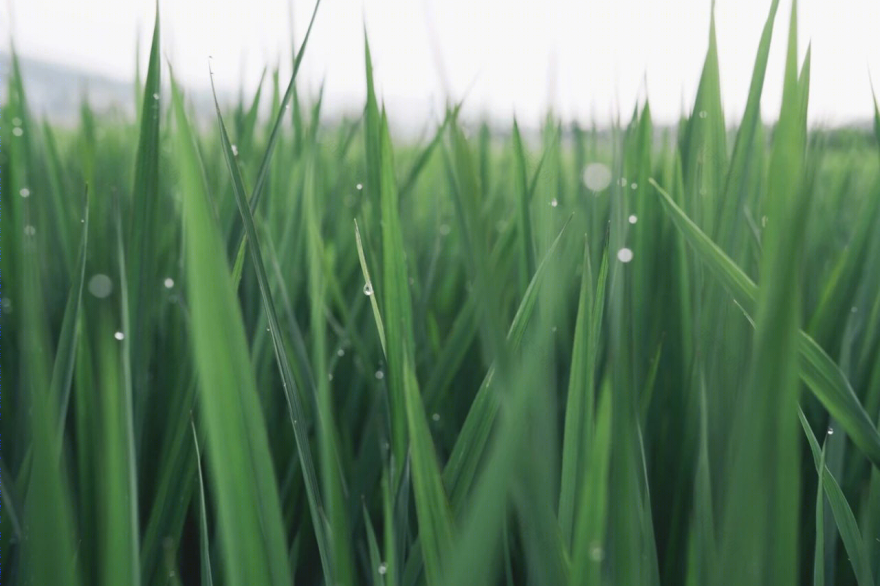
[3,0,880,584]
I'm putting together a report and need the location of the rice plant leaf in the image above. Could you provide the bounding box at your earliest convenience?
[650,178,880,469]
[171,75,292,586]
[569,386,612,586]
[378,107,416,468]
[128,3,161,387]
[228,0,323,268]
[813,437,826,586]
[443,217,572,505]
[512,118,537,294]
[355,218,388,356]
[209,72,333,582]
[20,198,87,586]
[402,353,455,586]
[559,241,606,546]
[717,0,780,243]
[364,504,386,586]
[720,5,806,584]
[54,189,89,437]
[799,410,876,586]
[97,194,142,586]
[191,422,215,586]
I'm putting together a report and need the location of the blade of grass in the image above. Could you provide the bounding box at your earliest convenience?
[172,74,293,586]
[559,241,607,546]
[209,70,333,582]
[800,410,876,586]
[191,421,215,586]
[650,178,880,469]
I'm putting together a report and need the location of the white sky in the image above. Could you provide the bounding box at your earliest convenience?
[3,0,880,127]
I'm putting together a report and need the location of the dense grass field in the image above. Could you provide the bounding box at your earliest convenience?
[3,0,880,584]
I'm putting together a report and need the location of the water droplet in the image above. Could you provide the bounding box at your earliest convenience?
[761,215,768,228]
[12,117,22,126]
[152,93,160,100]
[628,214,638,224]
[550,198,558,207]
[285,103,291,110]
[432,413,440,422]
[24,225,36,236]
[617,248,634,263]
[88,274,114,298]
[13,127,24,137]
[356,183,363,190]
[551,326,558,333]
[378,563,388,575]
[698,110,708,119]
[363,282,374,296]
[850,306,857,313]
[164,277,175,289]
[375,370,384,380]
[337,348,345,357]
[231,144,239,156]
[619,177,628,187]
[589,543,605,561]
[114,331,125,341]
[827,428,834,435]
[439,224,451,236]
[81,218,85,223]
[19,187,31,198]
[582,162,612,192]
[328,373,334,381]
[2,298,12,312]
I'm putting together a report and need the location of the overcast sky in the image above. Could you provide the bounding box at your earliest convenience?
[3,0,879,126]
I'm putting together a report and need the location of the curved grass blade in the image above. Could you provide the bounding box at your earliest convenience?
[650,178,880,469]
[402,353,455,586]
[20,192,88,586]
[512,118,536,294]
[191,421,215,586]
[209,72,333,582]
[402,218,572,586]
[800,410,876,586]
[717,0,780,244]
[229,0,323,251]
[569,387,612,586]
[172,75,293,586]
[355,218,387,356]
[128,4,161,415]
[813,438,826,586]
[54,188,90,438]
[559,241,607,546]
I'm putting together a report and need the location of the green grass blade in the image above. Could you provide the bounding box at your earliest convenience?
[191,421,215,586]
[209,72,333,582]
[53,189,89,437]
[172,75,292,586]
[127,4,161,404]
[559,241,606,546]
[569,385,612,586]
[402,354,455,585]
[512,118,537,294]
[650,178,880,469]
[800,410,876,586]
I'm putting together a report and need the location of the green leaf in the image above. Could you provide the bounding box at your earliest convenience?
[209,71,333,583]
[650,178,880,470]
[172,74,292,586]
[800,410,875,586]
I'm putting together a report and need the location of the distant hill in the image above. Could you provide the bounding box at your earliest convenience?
[0,52,141,125]
[0,52,235,128]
